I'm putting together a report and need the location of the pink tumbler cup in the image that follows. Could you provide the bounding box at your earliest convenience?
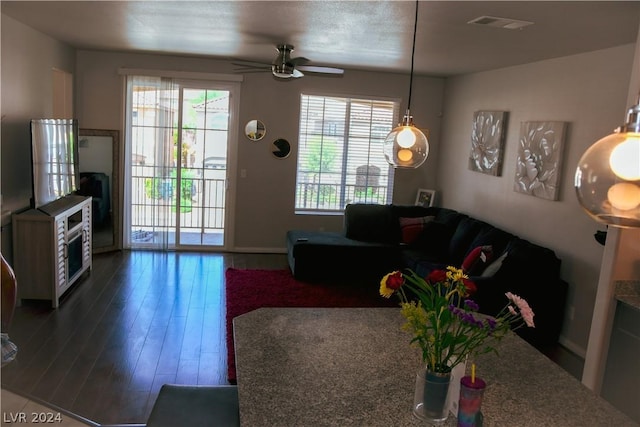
[457,375,486,427]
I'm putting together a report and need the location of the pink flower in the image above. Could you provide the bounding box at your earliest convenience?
[505,292,535,328]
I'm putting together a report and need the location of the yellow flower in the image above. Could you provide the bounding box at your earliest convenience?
[399,301,416,319]
[400,301,430,334]
[446,266,467,283]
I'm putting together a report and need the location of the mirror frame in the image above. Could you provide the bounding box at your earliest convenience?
[78,128,120,254]
[245,119,266,141]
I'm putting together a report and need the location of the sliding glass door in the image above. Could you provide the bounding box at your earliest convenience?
[124,76,238,250]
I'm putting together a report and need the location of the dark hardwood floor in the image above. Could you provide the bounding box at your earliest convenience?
[1,250,288,425]
[1,250,583,425]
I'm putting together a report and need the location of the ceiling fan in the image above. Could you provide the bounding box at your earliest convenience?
[234,44,344,79]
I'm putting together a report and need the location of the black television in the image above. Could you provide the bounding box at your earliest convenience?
[30,118,80,209]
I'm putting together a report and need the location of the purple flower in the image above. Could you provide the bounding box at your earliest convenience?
[461,312,478,325]
[448,305,462,316]
[464,299,479,311]
[485,317,497,331]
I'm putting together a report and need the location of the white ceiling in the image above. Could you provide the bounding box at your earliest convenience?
[2,1,639,77]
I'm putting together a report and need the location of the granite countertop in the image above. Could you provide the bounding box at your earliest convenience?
[233,307,637,427]
[615,280,640,311]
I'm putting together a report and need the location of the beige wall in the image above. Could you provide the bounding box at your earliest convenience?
[1,15,76,215]
[438,44,636,354]
[0,15,76,258]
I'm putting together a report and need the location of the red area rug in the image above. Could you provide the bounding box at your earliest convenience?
[224,268,397,383]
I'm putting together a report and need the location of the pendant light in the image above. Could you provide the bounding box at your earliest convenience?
[575,96,640,228]
[384,0,429,168]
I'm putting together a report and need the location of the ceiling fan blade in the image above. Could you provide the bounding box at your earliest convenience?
[234,68,270,74]
[289,56,310,66]
[232,60,271,68]
[291,69,304,78]
[297,65,344,75]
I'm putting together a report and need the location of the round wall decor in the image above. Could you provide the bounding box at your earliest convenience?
[272,138,291,159]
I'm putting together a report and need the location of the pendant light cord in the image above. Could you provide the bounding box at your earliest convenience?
[407,0,419,112]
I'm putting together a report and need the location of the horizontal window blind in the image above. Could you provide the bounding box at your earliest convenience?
[295,94,398,212]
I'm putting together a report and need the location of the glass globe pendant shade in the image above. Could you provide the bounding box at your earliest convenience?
[384,112,429,168]
[575,101,640,227]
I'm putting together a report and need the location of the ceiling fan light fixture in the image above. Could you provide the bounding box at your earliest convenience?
[271,64,294,79]
[272,44,295,78]
[384,0,429,169]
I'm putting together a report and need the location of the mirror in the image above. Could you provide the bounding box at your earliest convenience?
[78,129,120,253]
[272,138,291,159]
[245,119,266,141]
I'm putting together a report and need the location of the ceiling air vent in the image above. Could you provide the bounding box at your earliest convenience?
[468,16,534,30]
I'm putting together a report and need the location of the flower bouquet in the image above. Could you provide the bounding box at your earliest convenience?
[381,266,535,372]
[380,266,535,422]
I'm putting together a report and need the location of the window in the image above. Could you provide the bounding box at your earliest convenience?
[295,94,398,212]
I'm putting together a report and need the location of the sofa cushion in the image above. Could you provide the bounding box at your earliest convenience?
[480,250,509,277]
[497,238,561,283]
[390,205,436,218]
[461,245,494,276]
[286,230,400,282]
[344,204,397,243]
[434,208,467,228]
[399,216,435,244]
[411,220,455,255]
[448,218,486,265]
[467,226,513,260]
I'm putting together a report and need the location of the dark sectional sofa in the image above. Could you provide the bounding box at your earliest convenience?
[287,203,568,350]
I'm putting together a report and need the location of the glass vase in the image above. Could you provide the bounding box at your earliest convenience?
[413,366,452,424]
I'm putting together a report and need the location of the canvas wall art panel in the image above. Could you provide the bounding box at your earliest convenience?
[513,121,567,201]
[469,111,508,176]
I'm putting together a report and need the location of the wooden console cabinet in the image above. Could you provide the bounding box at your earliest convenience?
[12,195,92,308]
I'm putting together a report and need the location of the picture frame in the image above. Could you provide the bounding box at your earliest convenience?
[513,121,567,201]
[415,189,436,207]
[469,110,509,176]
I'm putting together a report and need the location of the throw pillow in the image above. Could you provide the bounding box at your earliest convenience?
[481,251,509,277]
[411,220,454,254]
[461,245,494,276]
[399,216,435,244]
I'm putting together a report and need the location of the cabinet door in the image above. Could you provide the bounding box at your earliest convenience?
[602,302,640,423]
[54,218,66,289]
[81,201,92,268]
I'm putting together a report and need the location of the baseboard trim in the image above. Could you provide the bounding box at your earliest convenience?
[230,247,287,254]
[558,335,587,359]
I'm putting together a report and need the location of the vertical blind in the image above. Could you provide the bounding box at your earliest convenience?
[295,94,398,211]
